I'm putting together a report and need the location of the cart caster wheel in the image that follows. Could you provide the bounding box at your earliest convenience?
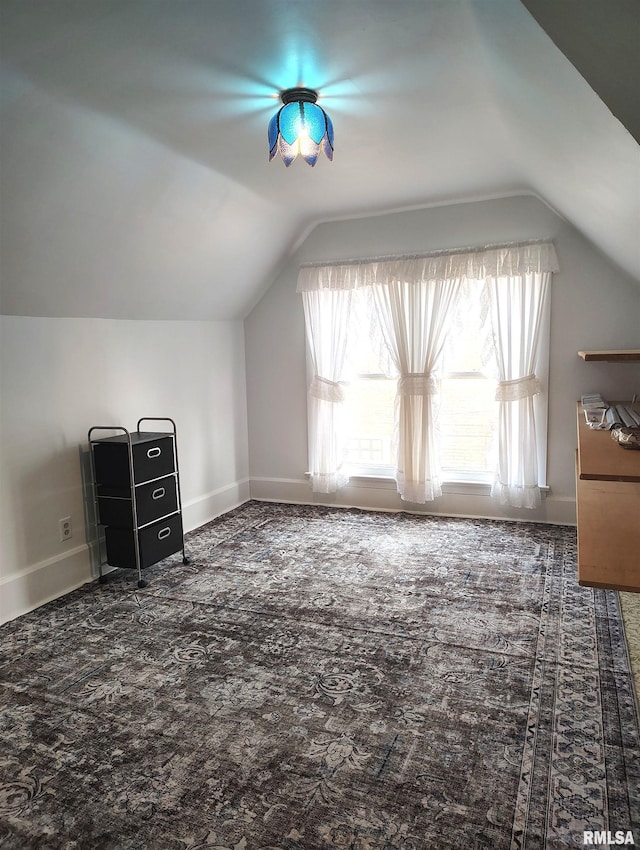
[183,556,190,565]
[137,579,148,589]
[98,575,108,584]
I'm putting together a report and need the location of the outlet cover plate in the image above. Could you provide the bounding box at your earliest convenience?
[59,516,72,542]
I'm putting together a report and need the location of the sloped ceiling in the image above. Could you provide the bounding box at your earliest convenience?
[1,0,638,320]
[520,0,640,145]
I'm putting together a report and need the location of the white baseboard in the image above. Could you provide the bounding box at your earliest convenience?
[182,478,250,531]
[249,476,577,526]
[0,544,94,626]
[1,479,251,626]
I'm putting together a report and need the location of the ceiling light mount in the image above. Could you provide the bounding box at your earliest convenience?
[280,87,318,105]
[268,87,334,167]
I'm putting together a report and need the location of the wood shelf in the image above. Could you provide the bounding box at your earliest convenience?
[578,349,640,362]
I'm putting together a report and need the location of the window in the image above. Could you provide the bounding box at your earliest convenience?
[299,241,557,506]
[439,279,497,482]
[342,281,499,482]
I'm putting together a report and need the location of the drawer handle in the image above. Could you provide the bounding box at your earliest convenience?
[157,527,171,541]
[147,446,162,459]
[152,487,165,500]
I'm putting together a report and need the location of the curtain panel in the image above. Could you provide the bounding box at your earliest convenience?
[298,241,558,503]
[301,288,353,493]
[486,270,552,508]
[371,277,462,503]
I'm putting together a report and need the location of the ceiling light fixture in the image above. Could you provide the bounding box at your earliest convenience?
[268,87,334,167]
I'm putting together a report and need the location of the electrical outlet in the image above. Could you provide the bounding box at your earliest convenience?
[59,516,72,542]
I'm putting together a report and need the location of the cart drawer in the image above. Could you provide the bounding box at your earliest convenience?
[105,513,183,569]
[97,475,178,528]
[136,475,178,526]
[93,433,175,486]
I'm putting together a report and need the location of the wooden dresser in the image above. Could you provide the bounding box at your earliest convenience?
[576,402,640,591]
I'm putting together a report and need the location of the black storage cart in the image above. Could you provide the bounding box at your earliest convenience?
[88,418,189,587]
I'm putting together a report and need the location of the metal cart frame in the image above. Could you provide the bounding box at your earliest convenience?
[87,417,189,588]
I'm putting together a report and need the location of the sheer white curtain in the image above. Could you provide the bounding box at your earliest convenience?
[372,271,462,503]
[485,267,553,508]
[298,241,558,504]
[301,288,353,493]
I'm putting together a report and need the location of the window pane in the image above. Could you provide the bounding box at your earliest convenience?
[440,280,496,476]
[344,376,396,468]
[441,279,489,373]
[439,376,496,475]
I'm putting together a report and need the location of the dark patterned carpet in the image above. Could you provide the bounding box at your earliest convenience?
[0,501,638,850]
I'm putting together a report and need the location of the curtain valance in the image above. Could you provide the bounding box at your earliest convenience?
[297,241,559,292]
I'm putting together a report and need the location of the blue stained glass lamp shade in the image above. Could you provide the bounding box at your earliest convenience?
[269,88,334,167]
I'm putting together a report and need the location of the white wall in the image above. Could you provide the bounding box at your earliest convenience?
[245,195,640,523]
[0,316,250,623]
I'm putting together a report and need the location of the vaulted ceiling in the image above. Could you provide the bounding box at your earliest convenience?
[1,0,638,320]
